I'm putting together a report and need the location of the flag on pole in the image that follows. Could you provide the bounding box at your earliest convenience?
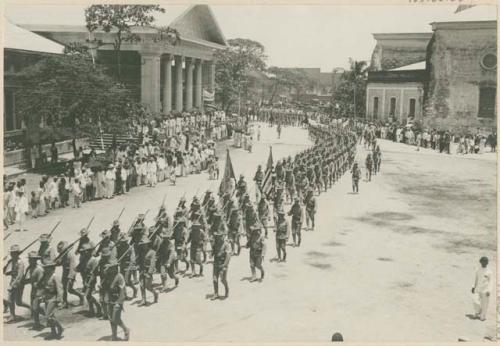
[266,146,273,171]
[219,149,236,196]
[203,89,215,103]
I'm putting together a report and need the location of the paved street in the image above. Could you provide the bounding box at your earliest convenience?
[4,124,496,342]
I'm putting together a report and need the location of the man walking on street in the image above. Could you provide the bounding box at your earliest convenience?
[472,256,493,321]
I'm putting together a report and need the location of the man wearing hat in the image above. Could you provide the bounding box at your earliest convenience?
[227,206,242,256]
[137,235,159,305]
[116,232,138,299]
[257,196,270,239]
[56,241,84,308]
[249,225,266,282]
[304,188,317,231]
[110,220,121,243]
[253,165,264,202]
[104,260,130,341]
[4,244,30,322]
[472,256,493,321]
[288,196,304,247]
[25,251,44,329]
[275,211,289,262]
[94,230,117,260]
[38,233,56,265]
[75,228,95,255]
[97,247,113,319]
[212,229,231,299]
[173,216,189,273]
[158,228,178,291]
[78,243,102,317]
[187,221,207,277]
[40,260,64,339]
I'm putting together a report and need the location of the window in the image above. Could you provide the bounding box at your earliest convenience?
[373,97,379,118]
[481,53,497,70]
[478,87,496,118]
[409,98,416,117]
[389,97,396,116]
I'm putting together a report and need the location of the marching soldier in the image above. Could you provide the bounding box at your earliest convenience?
[38,233,56,264]
[158,228,179,291]
[25,251,44,330]
[75,228,95,255]
[305,188,317,231]
[187,221,206,277]
[253,165,264,202]
[248,225,266,281]
[56,241,84,308]
[288,196,303,247]
[173,214,189,273]
[227,206,242,255]
[212,228,231,300]
[40,260,64,339]
[365,153,373,182]
[4,245,30,322]
[351,162,361,194]
[78,243,102,317]
[116,232,138,299]
[257,196,270,238]
[94,230,117,260]
[137,235,159,305]
[97,247,112,320]
[110,220,121,243]
[105,260,130,341]
[275,211,289,262]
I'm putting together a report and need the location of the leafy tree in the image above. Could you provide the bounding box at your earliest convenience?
[266,67,311,104]
[84,5,166,79]
[214,38,267,113]
[11,54,137,154]
[332,59,369,118]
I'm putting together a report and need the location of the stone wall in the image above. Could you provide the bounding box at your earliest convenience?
[424,23,497,133]
[370,34,432,71]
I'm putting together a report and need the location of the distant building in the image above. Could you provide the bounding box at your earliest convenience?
[279,67,341,104]
[366,19,497,133]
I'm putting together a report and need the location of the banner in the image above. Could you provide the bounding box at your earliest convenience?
[218,149,236,196]
[203,89,215,103]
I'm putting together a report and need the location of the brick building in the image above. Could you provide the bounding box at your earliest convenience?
[366,18,497,133]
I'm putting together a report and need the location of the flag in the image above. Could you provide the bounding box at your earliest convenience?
[203,89,215,103]
[266,146,273,171]
[455,4,476,13]
[219,149,236,196]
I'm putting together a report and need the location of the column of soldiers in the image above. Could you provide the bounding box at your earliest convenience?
[3,122,357,341]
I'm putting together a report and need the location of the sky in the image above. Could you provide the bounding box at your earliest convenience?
[4,4,497,71]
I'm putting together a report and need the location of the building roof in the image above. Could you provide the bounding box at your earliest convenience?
[368,69,428,83]
[4,18,64,54]
[390,61,426,71]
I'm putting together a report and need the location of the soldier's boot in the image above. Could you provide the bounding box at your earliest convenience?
[131,285,138,299]
[276,247,281,261]
[292,234,297,246]
[212,281,219,299]
[189,262,196,277]
[161,278,168,292]
[298,233,302,247]
[260,267,265,281]
[250,267,257,281]
[184,260,190,272]
[223,282,229,298]
[236,243,241,256]
[282,249,287,262]
[111,324,119,341]
[124,327,130,341]
[153,289,159,304]
[139,288,147,306]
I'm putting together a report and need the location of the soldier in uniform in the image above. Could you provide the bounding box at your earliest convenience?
[305,188,317,231]
[257,196,270,238]
[94,230,117,260]
[158,228,179,291]
[173,214,189,273]
[365,153,373,182]
[25,251,44,330]
[227,206,242,255]
[75,228,95,255]
[39,260,64,339]
[212,228,231,299]
[105,260,130,341]
[38,233,56,264]
[248,225,266,281]
[4,245,30,322]
[137,235,159,305]
[56,241,84,308]
[288,196,303,247]
[116,232,138,299]
[187,221,206,277]
[253,165,264,202]
[275,211,289,262]
[78,243,102,317]
[351,162,361,193]
[285,165,295,204]
[110,220,121,243]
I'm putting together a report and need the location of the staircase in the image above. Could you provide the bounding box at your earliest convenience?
[89,133,140,150]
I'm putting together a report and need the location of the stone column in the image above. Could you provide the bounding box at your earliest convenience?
[185,58,194,111]
[194,59,203,110]
[174,55,183,112]
[140,51,161,113]
[162,54,173,113]
[208,60,216,92]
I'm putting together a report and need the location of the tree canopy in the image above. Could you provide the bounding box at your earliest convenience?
[332,59,369,118]
[11,54,137,146]
[266,67,312,104]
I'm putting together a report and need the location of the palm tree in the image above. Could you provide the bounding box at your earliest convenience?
[346,59,368,118]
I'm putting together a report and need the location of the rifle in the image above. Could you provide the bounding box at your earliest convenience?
[54,217,94,262]
[3,233,12,241]
[127,209,150,236]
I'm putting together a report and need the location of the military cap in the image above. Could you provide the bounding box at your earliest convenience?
[80,228,89,236]
[112,220,120,226]
[9,244,21,253]
[101,229,111,238]
[39,233,50,242]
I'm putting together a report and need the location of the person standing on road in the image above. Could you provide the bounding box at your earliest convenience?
[212,229,231,299]
[275,210,289,262]
[78,243,102,317]
[365,153,373,182]
[105,260,130,341]
[40,260,64,339]
[187,221,206,277]
[248,225,266,281]
[4,245,30,322]
[25,251,44,330]
[351,163,361,194]
[472,256,493,321]
[305,188,317,231]
[288,196,303,247]
[55,241,84,308]
[137,235,159,306]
